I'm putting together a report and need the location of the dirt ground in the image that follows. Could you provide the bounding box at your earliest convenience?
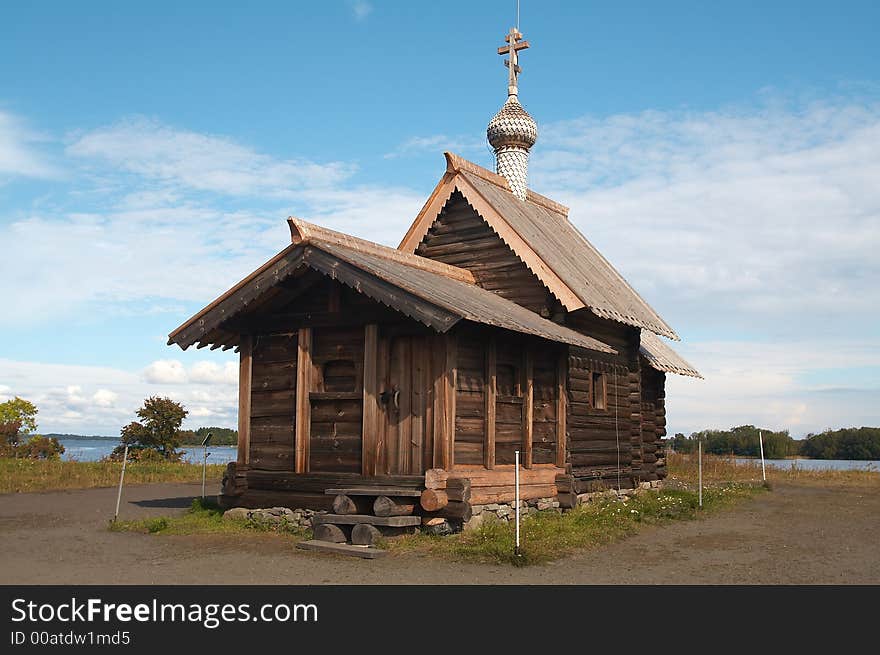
[1,480,877,584]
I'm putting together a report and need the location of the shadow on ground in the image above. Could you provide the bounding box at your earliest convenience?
[132,496,197,509]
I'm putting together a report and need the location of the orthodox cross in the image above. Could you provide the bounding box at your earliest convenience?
[497,27,530,97]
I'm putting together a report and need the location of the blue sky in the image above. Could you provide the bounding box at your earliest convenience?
[1,1,879,436]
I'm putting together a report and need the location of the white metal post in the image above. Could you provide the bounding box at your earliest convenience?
[515,449,521,557]
[698,440,703,509]
[202,444,209,499]
[114,444,129,522]
[759,431,766,482]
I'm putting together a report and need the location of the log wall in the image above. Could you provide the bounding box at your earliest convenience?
[640,363,668,480]
[415,191,563,316]
[564,311,643,492]
[248,333,298,471]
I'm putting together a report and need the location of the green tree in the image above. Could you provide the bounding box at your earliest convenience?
[0,397,39,441]
[112,396,188,460]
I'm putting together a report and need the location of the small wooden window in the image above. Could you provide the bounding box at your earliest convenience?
[496,363,520,397]
[322,359,357,392]
[592,372,607,410]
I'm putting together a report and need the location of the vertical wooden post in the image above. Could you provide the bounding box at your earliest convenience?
[362,324,379,476]
[522,348,533,469]
[295,327,312,473]
[431,335,446,470]
[445,333,457,470]
[411,337,425,474]
[376,335,389,474]
[556,350,568,469]
[484,337,496,469]
[237,335,252,466]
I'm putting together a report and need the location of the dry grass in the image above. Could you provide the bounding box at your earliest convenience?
[0,457,227,494]
[667,452,880,488]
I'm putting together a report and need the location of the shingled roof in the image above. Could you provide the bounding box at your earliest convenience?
[399,152,679,340]
[639,331,702,379]
[167,218,615,355]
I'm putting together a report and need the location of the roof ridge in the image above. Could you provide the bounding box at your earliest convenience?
[287,216,476,284]
[444,151,569,217]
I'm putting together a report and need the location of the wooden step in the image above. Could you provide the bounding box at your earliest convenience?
[296,540,386,559]
[325,487,423,497]
[313,514,421,527]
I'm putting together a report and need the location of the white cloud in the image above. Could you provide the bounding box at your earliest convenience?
[143,360,188,384]
[532,96,880,332]
[189,361,238,385]
[384,134,484,159]
[1,358,237,434]
[0,110,58,179]
[664,338,880,436]
[66,117,352,197]
[1,116,425,328]
[143,360,239,386]
[93,389,118,407]
[349,0,372,21]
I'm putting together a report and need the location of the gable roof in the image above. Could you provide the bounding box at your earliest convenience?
[639,331,702,378]
[398,152,679,341]
[167,218,615,355]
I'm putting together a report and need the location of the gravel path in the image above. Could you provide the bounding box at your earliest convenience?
[1,481,877,584]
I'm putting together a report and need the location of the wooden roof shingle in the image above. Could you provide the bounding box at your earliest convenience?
[639,331,702,379]
[399,152,680,340]
[167,218,616,355]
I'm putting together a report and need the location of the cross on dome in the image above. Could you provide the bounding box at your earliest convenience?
[497,27,530,97]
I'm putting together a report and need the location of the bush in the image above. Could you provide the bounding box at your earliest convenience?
[0,434,65,460]
[111,396,188,461]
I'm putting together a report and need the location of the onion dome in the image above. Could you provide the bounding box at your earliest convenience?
[487,95,538,151]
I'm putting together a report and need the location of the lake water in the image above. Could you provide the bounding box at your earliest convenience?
[733,457,879,472]
[57,438,237,466]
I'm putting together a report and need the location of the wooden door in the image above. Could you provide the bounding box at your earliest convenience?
[378,335,429,475]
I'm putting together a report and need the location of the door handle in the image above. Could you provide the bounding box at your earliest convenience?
[392,390,400,410]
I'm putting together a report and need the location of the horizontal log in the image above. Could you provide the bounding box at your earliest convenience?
[425,468,449,490]
[420,489,449,512]
[470,483,557,505]
[448,464,561,487]
[312,514,421,527]
[313,523,348,543]
[246,470,424,493]
[332,494,373,515]
[350,523,381,546]
[222,489,334,511]
[373,495,416,517]
[418,501,472,523]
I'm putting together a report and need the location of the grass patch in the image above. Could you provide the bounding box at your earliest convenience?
[109,498,310,538]
[0,457,227,494]
[385,482,760,566]
[666,452,880,488]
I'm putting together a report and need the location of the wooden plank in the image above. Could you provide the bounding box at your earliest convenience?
[523,349,533,469]
[237,335,253,465]
[296,540,387,559]
[484,336,496,469]
[324,487,423,497]
[362,324,379,476]
[312,514,421,527]
[557,350,567,469]
[295,327,312,473]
